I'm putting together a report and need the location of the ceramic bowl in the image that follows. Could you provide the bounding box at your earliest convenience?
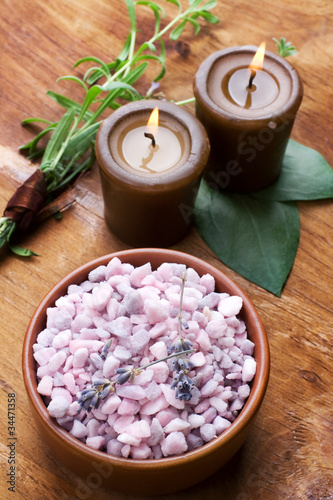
[23,248,270,495]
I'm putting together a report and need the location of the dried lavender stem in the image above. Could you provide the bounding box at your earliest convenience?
[177,272,187,341]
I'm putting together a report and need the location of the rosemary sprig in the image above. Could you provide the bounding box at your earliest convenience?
[0,0,218,257]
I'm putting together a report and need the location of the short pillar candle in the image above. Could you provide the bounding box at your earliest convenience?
[193,45,303,192]
[96,100,210,247]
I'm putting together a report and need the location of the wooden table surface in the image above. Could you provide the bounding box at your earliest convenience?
[1,1,332,499]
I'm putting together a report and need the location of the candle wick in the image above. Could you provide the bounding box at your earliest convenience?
[144,132,156,148]
[247,69,256,90]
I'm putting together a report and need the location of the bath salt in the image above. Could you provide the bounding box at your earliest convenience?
[34,258,257,459]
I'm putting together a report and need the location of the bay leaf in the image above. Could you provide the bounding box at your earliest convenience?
[194,181,300,296]
[253,139,333,201]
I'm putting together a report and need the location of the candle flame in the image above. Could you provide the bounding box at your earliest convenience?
[147,107,159,135]
[249,42,266,70]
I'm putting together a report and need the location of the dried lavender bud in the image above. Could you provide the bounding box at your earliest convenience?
[168,338,193,355]
[173,357,194,373]
[77,378,114,412]
[100,338,112,360]
[115,369,132,385]
[171,369,195,401]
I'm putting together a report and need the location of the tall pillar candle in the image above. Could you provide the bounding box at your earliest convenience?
[96,100,210,247]
[193,45,303,192]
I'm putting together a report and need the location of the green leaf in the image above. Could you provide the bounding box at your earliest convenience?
[194,181,300,296]
[170,20,187,40]
[125,0,136,30]
[101,81,141,99]
[136,1,165,35]
[184,16,201,35]
[46,91,93,121]
[73,56,110,77]
[19,123,58,154]
[123,62,149,85]
[253,139,333,201]
[77,85,103,123]
[166,0,181,9]
[273,37,297,57]
[198,10,219,23]
[8,244,39,257]
[57,75,88,92]
[202,0,217,10]
[21,117,54,126]
[41,108,76,165]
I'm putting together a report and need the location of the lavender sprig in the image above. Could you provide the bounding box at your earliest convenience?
[77,348,195,413]
[168,272,195,401]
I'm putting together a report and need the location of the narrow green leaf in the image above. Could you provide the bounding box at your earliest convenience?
[77,86,103,123]
[137,1,164,35]
[73,56,109,77]
[42,108,76,165]
[253,139,333,201]
[198,10,219,23]
[8,244,39,257]
[170,20,187,41]
[21,117,54,126]
[19,124,58,155]
[125,0,136,30]
[123,62,149,85]
[57,75,88,92]
[184,16,201,34]
[166,0,181,9]
[188,0,204,7]
[101,81,141,98]
[202,0,217,10]
[195,181,300,296]
[86,61,118,85]
[116,34,132,63]
[46,91,93,120]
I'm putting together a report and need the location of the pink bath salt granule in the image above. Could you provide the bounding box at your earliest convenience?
[63,372,76,394]
[116,385,146,401]
[126,420,151,439]
[92,282,113,311]
[101,394,121,415]
[86,436,105,450]
[117,398,141,416]
[37,375,53,396]
[200,423,216,442]
[131,442,152,460]
[117,433,141,447]
[129,263,152,287]
[146,361,169,384]
[144,298,170,324]
[71,419,88,438]
[161,431,188,457]
[218,295,243,317]
[86,419,101,437]
[164,418,190,434]
[47,396,69,418]
[242,357,257,383]
[34,347,57,366]
[140,394,169,415]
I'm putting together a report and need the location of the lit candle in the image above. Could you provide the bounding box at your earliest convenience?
[96,100,210,247]
[193,45,303,192]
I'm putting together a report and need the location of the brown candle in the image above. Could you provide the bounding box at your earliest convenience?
[193,45,303,192]
[96,100,210,247]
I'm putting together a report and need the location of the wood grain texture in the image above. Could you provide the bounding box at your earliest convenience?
[0,1,332,499]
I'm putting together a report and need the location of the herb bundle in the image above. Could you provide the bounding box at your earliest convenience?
[0,0,218,256]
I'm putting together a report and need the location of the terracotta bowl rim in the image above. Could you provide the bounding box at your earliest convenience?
[22,247,270,471]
